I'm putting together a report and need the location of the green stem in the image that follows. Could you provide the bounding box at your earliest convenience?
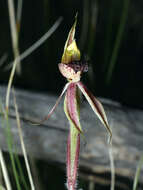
[5,112,22,190]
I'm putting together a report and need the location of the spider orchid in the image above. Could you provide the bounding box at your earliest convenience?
[42,17,112,190]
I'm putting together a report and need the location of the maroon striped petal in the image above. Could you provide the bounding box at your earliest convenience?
[64,82,82,190]
[64,82,83,133]
[77,81,112,142]
[40,82,70,123]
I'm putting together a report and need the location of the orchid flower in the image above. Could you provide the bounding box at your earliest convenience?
[43,17,112,190]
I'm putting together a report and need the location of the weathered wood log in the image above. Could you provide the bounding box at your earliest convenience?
[0,85,143,186]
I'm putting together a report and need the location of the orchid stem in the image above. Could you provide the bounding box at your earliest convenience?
[67,128,80,190]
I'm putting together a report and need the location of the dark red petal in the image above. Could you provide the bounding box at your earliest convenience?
[77,81,112,142]
[64,82,82,133]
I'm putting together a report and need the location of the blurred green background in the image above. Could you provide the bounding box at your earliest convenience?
[0,0,143,108]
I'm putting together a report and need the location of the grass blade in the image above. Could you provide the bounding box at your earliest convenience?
[7,0,21,74]
[4,112,22,190]
[13,89,35,190]
[5,17,62,110]
[106,0,130,84]
[0,104,21,190]
[14,156,30,190]
[16,0,23,33]
[0,54,8,67]
[1,100,28,190]
[0,149,12,190]
[103,0,114,71]
[6,16,63,71]
[133,154,143,190]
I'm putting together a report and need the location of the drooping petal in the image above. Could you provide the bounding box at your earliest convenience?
[77,81,112,142]
[64,82,82,133]
[31,82,70,125]
[41,82,70,121]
